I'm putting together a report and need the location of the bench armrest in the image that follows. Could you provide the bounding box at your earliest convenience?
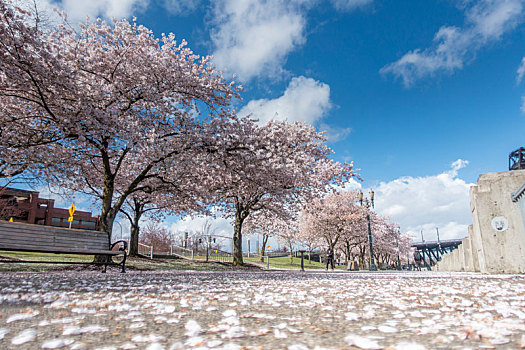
[110,240,128,252]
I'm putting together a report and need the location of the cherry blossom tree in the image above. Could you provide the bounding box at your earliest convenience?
[299,189,410,269]
[295,218,323,263]
[275,218,298,265]
[243,210,277,262]
[370,220,412,268]
[336,210,368,266]
[299,190,364,252]
[0,1,64,179]
[1,1,240,250]
[119,166,212,256]
[206,118,354,266]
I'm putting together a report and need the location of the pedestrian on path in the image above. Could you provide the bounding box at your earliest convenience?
[326,247,335,271]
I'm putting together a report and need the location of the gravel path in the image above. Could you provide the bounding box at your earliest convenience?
[0,270,524,349]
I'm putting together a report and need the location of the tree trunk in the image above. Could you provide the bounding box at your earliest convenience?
[233,206,247,266]
[129,200,144,257]
[94,170,118,263]
[129,215,141,257]
[289,243,293,264]
[260,234,269,262]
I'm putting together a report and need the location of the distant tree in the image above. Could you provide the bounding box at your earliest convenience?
[140,221,174,253]
[299,190,407,269]
[207,119,354,266]
[300,191,365,252]
[120,170,210,256]
[275,219,298,265]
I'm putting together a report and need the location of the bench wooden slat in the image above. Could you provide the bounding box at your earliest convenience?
[0,226,108,239]
[0,238,108,251]
[0,244,123,255]
[0,220,127,273]
[0,231,108,242]
[0,243,109,252]
[0,221,101,234]
[0,235,108,247]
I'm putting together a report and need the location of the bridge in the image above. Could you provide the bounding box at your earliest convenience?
[411,239,463,270]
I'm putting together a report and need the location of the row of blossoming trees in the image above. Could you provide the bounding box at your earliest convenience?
[0,1,410,267]
[245,191,413,269]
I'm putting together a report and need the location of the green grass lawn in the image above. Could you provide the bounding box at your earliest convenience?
[0,251,250,272]
[0,251,350,272]
[244,256,347,270]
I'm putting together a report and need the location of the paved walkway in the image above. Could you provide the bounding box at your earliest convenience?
[0,270,524,349]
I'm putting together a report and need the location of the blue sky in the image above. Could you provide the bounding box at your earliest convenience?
[26,0,525,243]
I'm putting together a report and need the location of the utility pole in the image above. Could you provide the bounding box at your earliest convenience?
[395,226,401,270]
[359,189,377,271]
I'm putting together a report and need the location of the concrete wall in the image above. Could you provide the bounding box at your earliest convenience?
[434,170,525,274]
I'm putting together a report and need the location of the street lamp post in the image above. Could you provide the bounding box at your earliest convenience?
[115,220,123,241]
[395,225,401,270]
[359,190,377,271]
[247,235,250,258]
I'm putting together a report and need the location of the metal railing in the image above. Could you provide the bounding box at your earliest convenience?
[138,243,153,259]
[208,249,233,263]
[169,245,194,260]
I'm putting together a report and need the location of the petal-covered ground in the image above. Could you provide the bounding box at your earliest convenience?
[0,270,524,349]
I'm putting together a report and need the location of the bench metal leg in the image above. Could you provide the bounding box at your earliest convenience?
[121,252,127,273]
[103,264,107,273]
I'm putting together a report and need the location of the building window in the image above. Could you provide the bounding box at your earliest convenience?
[83,221,97,227]
[51,217,62,223]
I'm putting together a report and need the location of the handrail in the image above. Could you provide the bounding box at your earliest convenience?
[138,243,153,259]
[169,245,194,260]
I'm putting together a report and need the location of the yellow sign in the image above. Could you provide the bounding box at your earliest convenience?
[8,218,13,222]
[215,250,218,254]
[267,245,270,249]
[69,203,76,216]
[68,216,73,222]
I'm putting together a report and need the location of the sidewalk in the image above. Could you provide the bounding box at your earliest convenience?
[1,270,523,349]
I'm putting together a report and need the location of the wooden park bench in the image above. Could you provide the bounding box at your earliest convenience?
[0,220,127,273]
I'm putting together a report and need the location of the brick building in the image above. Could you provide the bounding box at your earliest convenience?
[0,187,99,230]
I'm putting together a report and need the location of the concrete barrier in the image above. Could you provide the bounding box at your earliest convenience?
[434,170,525,274]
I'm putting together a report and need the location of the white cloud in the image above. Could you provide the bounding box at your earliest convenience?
[373,159,473,241]
[381,0,524,87]
[319,123,352,142]
[209,0,308,82]
[239,76,331,123]
[518,57,525,84]
[31,0,148,25]
[163,0,200,15]
[518,57,525,113]
[332,178,362,193]
[447,158,469,177]
[239,76,348,142]
[331,0,373,11]
[170,213,233,238]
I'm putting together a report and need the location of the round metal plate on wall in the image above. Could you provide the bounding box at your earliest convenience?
[491,216,509,232]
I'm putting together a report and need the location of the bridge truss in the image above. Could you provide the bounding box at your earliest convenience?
[411,239,462,270]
